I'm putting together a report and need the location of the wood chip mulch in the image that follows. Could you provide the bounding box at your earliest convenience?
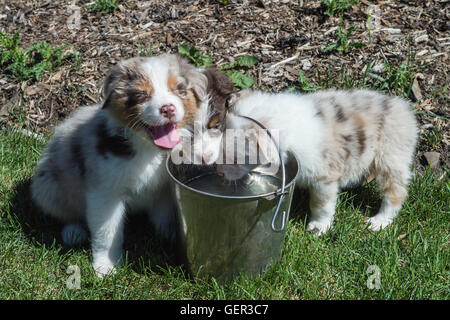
[0,0,448,172]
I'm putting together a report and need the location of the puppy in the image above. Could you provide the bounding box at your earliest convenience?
[213,89,418,234]
[31,54,210,277]
[193,68,236,165]
[173,67,236,165]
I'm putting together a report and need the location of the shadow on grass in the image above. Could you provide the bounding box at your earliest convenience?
[8,178,65,248]
[342,181,382,218]
[9,177,383,280]
[8,177,186,277]
[288,181,382,226]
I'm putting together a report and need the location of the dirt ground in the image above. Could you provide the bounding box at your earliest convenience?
[0,0,448,172]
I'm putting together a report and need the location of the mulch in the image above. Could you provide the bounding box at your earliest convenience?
[0,0,448,172]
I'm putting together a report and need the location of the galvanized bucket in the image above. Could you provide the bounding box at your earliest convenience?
[166,118,299,281]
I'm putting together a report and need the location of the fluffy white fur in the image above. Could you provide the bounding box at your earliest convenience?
[214,89,418,234]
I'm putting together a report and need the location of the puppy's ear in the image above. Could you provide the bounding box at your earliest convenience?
[225,92,240,111]
[204,68,235,93]
[225,88,253,111]
[102,58,146,109]
[102,65,121,107]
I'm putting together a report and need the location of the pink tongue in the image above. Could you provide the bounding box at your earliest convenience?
[152,123,181,149]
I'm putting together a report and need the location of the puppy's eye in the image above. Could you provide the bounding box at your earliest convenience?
[128,90,150,106]
[135,91,150,103]
[173,83,188,97]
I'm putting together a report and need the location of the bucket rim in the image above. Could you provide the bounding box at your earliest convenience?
[165,151,299,200]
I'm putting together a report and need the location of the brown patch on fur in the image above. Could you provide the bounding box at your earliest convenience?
[356,128,366,155]
[107,97,143,130]
[103,58,154,130]
[342,134,352,142]
[334,103,347,122]
[365,172,376,183]
[112,78,153,128]
[166,71,199,129]
[385,184,407,207]
[203,68,235,131]
[382,97,391,112]
[162,54,207,102]
[167,72,178,91]
[354,117,366,155]
[177,89,198,128]
[96,121,136,159]
[103,58,148,99]
[129,79,153,106]
[207,114,220,129]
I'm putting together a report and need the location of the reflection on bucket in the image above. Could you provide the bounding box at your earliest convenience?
[166,151,299,281]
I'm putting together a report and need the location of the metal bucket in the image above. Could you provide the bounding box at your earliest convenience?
[166,118,299,281]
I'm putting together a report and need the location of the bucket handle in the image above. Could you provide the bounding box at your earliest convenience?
[238,115,287,232]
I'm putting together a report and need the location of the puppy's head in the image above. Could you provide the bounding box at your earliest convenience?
[216,116,280,181]
[103,54,207,149]
[193,68,236,164]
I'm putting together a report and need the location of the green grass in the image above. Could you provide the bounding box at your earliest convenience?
[178,44,258,89]
[0,31,80,83]
[421,129,444,150]
[0,127,448,299]
[86,0,121,14]
[221,55,259,89]
[136,40,152,57]
[322,0,360,17]
[290,47,422,100]
[322,24,366,53]
[178,44,213,69]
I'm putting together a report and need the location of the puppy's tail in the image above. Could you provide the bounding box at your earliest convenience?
[61,224,88,246]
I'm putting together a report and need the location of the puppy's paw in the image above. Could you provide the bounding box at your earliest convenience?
[366,216,393,231]
[93,258,118,279]
[92,252,122,279]
[306,220,331,236]
[93,263,116,279]
[61,224,88,246]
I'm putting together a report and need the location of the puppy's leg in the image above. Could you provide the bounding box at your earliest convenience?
[367,175,408,231]
[306,181,339,235]
[85,190,126,278]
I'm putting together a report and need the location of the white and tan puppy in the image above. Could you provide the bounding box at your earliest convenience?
[213,89,418,234]
[31,54,212,277]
